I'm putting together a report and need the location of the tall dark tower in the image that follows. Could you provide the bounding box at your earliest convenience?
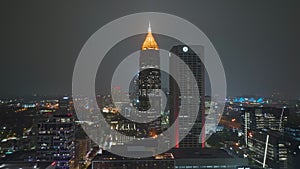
[169,45,205,148]
[135,23,162,137]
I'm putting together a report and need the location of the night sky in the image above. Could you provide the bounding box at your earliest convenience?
[0,0,299,98]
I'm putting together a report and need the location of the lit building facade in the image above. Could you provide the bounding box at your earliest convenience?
[130,23,162,137]
[169,45,205,148]
[36,97,75,169]
[73,136,91,168]
[241,106,288,133]
[247,130,288,169]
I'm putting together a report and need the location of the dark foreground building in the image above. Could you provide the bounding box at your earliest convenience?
[91,150,175,169]
[247,130,288,169]
[168,148,249,169]
[91,148,250,169]
[0,162,55,169]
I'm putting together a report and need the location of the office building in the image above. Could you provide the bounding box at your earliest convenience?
[130,23,162,137]
[169,45,205,148]
[247,130,288,169]
[36,97,75,169]
[242,106,288,133]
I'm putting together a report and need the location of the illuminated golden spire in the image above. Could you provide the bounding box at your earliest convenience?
[141,22,159,50]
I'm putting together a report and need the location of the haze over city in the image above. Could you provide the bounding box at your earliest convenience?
[1,0,299,98]
[0,1,300,169]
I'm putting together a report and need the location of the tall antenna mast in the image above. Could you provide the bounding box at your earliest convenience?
[263,134,270,168]
[279,107,285,132]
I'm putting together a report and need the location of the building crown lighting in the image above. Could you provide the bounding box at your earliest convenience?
[141,22,159,50]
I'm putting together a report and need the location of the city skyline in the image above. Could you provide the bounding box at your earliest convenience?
[1,1,300,169]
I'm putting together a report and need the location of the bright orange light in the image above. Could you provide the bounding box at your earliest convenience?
[231,118,236,122]
[149,130,158,138]
[141,23,159,50]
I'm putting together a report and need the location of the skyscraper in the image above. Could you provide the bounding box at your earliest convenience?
[131,23,162,137]
[169,45,205,148]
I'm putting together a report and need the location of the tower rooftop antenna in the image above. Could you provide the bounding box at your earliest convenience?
[148,21,151,32]
[141,21,158,50]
